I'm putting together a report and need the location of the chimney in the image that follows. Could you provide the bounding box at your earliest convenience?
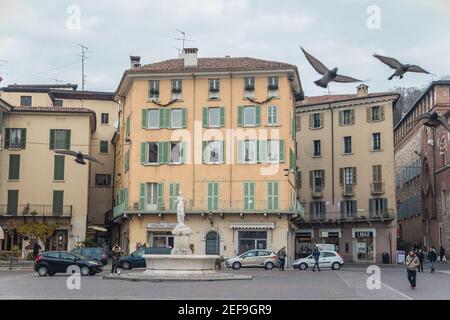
[356,84,369,97]
[182,48,198,67]
[130,55,141,68]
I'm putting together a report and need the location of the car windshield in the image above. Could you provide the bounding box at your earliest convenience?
[71,252,90,260]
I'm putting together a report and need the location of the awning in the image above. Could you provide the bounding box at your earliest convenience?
[88,226,108,232]
[147,223,177,231]
[0,226,4,240]
[229,222,275,230]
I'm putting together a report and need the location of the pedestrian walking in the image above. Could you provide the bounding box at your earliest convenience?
[417,249,424,272]
[312,246,321,272]
[428,246,437,273]
[110,244,122,275]
[405,250,419,289]
[277,247,287,271]
[439,246,446,263]
[32,241,41,260]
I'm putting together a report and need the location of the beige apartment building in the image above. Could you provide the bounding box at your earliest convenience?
[111,49,303,263]
[295,85,399,263]
[0,84,117,255]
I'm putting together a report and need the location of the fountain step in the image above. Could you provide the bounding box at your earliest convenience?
[103,272,252,282]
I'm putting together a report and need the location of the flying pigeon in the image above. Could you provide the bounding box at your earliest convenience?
[53,150,104,165]
[300,47,362,88]
[373,54,431,80]
[414,110,450,132]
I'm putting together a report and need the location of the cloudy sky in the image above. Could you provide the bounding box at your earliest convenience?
[0,0,449,96]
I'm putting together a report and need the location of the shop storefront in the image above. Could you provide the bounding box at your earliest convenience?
[230,222,275,254]
[319,228,341,252]
[295,229,314,259]
[352,228,376,262]
[147,223,176,248]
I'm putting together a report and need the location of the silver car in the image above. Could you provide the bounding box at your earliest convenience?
[226,249,280,270]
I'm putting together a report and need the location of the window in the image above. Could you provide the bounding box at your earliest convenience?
[244,106,256,126]
[368,106,384,122]
[170,109,183,128]
[267,140,280,163]
[50,129,70,150]
[54,155,65,181]
[344,136,352,154]
[124,150,129,171]
[204,141,222,164]
[268,76,279,90]
[244,77,255,91]
[372,165,382,182]
[209,79,220,99]
[169,183,180,210]
[208,107,221,127]
[101,113,109,124]
[146,183,158,210]
[95,174,111,187]
[238,105,260,127]
[310,113,323,129]
[343,167,356,185]
[8,155,20,180]
[5,128,26,149]
[52,190,64,216]
[148,142,159,164]
[313,140,321,157]
[53,100,63,107]
[341,200,357,218]
[268,181,279,210]
[243,182,255,210]
[170,142,181,164]
[20,96,32,106]
[148,109,159,129]
[148,231,174,248]
[372,133,381,151]
[339,109,355,125]
[310,170,325,191]
[7,190,19,215]
[310,201,326,219]
[141,142,174,164]
[205,231,220,255]
[238,231,267,254]
[125,116,130,138]
[149,80,160,99]
[100,141,109,153]
[171,79,182,99]
[243,140,257,163]
[369,198,388,217]
[207,182,219,211]
[267,105,278,125]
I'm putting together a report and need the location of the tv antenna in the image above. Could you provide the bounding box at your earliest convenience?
[175,29,195,50]
[75,43,88,90]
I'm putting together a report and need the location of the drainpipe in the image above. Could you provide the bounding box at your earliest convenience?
[329,105,335,205]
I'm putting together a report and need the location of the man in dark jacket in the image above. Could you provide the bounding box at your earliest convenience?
[32,242,41,260]
[428,247,437,273]
[312,247,321,272]
[110,244,122,275]
[439,246,446,263]
[277,247,287,271]
[417,249,424,272]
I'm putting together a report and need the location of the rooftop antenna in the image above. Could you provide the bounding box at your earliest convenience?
[175,29,195,50]
[75,43,88,90]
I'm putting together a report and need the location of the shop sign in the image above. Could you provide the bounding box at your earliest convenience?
[396,250,406,264]
[355,231,373,238]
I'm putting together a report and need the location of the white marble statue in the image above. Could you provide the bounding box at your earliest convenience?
[175,192,185,226]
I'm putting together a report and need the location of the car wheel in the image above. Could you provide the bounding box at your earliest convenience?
[80,266,90,276]
[265,262,274,270]
[37,266,48,277]
[232,262,241,270]
[299,263,308,270]
[48,272,55,276]
[121,261,131,270]
[332,262,341,270]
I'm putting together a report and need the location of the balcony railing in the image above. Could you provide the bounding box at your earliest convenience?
[294,209,394,224]
[371,182,385,195]
[311,185,323,198]
[0,205,72,217]
[113,201,127,218]
[342,184,355,196]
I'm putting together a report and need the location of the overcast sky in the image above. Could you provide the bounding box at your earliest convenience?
[1,0,449,96]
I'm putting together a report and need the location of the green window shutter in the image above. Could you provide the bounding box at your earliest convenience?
[290,148,296,172]
[208,182,213,211]
[169,183,175,210]
[221,141,225,164]
[139,183,146,210]
[351,109,355,124]
[220,107,225,127]
[164,109,170,128]
[202,141,208,164]
[100,141,108,153]
[9,154,20,180]
[54,155,65,181]
[279,140,285,162]
[4,128,10,149]
[213,183,218,210]
[237,106,243,127]
[181,141,187,164]
[65,130,71,149]
[244,182,249,210]
[0,112,3,128]
[268,182,273,210]
[157,183,164,210]
[157,142,163,164]
[258,140,267,163]
[181,109,187,128]
[339,111,343,126]
[7,190,19,216]
[159,109,165,128]
[255,105,261,126]
[52,190,64,216]
[237,141,244,163]
[49,129,55,150]
[208,182,219,211]
[273,181,279,210]
[250,182,255,210]
[21,129,27,149]
[126,116,130,136]
[163,141,169,163]
[142,109,148,129]
[141,143,147,164]
[124,151,129,171]
[202,107,208,128]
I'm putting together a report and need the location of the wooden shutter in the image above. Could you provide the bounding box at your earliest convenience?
[141,143,147,164]
[202,141,208,164]
[157,142,164,164]
[202,107,208,128]
[319,113,324,128]
[182,109,187,128]
[310,171,313,188]
[244,182,249,210]
[339,111,344,126]
[4,128,10,149]
[366,107,371,122]
[180,141,187,164]
[54,155,65,181]
[353,167,357,184]
[221,141,226,163]
[350,109,355,124]
[9,154,20,180]
[380,106,385,121]
[257,140,267,163]
[237,106,243,127]
[142,109,148,129]
[157,183,164,210]
[169,183,179,210]
[220,107,225,127]
[290,148,296,172]
[268,182,273,210]
[237,141,244,163]
[320,170,325,187]
[65,130,71,150]
[0,112,3,128]
[279,140,285,162]
[255,105,261,125]
[163,142,169,163]
[139,183,146,210]
[52,190,64,216]
[7,190,19,215]
[273,181,279,210]
[249,182,255,210]
[309,114,313,128]
[49,129,55,150]
[339,168,344,186]
[20,129,27,149]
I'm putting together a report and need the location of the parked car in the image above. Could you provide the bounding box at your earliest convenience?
[34,251,103,276]
[72,247,108,265]
[293,250,343,270]
[225,249,280,270]
[120,247,172,270]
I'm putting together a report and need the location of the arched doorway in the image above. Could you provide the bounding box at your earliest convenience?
[205,231,220,255]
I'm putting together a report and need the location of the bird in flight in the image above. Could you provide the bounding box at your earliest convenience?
[414,110,450,132]
[373,54,431,80]
[300,47,362,88]
[53,150,104,165]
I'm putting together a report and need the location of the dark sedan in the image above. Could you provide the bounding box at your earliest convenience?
[72,247,108,265]
[34,251,103,276]
[120,247,171,270]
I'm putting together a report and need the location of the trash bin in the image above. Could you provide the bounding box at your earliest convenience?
[382,252,390,264]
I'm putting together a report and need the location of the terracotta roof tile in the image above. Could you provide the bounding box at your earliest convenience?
[296,92,399,107]
[127,57,297,74]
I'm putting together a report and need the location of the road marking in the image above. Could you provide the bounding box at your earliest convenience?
[372,277,413,300]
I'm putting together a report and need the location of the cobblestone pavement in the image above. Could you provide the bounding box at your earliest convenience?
[1,265,450,300]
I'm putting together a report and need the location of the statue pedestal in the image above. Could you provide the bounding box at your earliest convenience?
[171,224,193,255]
